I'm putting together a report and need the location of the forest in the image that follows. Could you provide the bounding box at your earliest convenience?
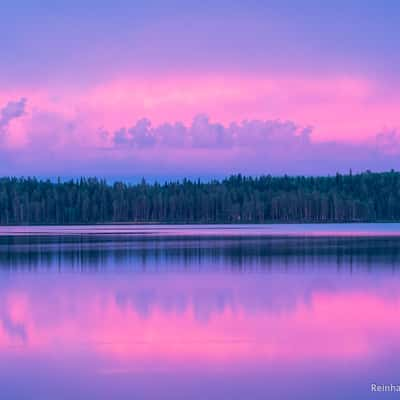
[0,171,399,225]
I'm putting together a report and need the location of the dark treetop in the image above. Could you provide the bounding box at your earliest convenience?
[0,171,398,225]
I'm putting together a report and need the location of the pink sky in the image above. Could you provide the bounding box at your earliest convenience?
[1,1,400,177]
[3,74,400,146]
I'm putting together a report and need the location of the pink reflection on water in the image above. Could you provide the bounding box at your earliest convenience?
[1,274,400,369]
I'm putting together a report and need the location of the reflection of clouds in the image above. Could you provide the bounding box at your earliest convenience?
[0,292,28,344]
[116,288,237,322]
[115,289,189,318]
[192,289,235,323]
[0,274,400,364]
[0,315,27,343]
[116,290,157,318]
[112,283,302,323]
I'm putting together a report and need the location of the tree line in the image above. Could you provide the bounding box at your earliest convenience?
[0,171,399,225]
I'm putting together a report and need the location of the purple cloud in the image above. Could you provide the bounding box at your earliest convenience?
[1,102,400,178]
[156,122,186,148]
[0,98,26,135]
[112,115,312,151]
[115,119,156,148]
[191,115,233,148]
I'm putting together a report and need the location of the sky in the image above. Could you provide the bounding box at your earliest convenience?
[1,0,400,179]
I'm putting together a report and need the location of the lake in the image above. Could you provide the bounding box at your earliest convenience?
[1,224,400,399]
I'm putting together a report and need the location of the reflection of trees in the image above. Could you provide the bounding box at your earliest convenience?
[0,236,399,272]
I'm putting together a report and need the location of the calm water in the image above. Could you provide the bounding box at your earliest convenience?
[1,224,400,399]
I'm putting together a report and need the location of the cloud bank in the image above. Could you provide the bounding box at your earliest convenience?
[111,115,311,150]
[0,97,400,178]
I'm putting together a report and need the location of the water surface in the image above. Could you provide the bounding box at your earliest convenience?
[0,224,400,399]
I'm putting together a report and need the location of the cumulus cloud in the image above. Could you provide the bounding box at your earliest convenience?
[0,98,26,136]
[98,116,400,177]
[114,118,156,148]
[191,115,233,148]
[156,122,186,148]
[112,114,311,150]
[1,100,400,177]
